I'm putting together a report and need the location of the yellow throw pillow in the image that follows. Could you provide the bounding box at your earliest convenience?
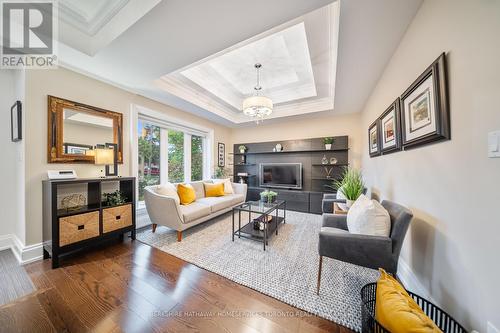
[177,183,196,205]
[375,269,442,333]
[204,183,225,197]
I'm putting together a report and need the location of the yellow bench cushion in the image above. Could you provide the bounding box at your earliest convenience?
[375,269,442,333]
[204,183,225,197]
[177,183,196,205]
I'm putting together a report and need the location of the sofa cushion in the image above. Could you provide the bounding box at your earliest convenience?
[320,227,350,235]
[213,178,234,194]
[347,195,391,237]
[224,194,245,206]
[196,196,235,213]
[178,183,196,205]
[189,181,206,199]
[179,202,211,223]
[155,183,180,202]
[204,183,225,197]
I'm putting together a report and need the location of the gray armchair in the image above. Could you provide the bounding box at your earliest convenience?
[317,200,412,294]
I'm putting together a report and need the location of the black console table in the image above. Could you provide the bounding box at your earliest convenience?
[42,177,136,268]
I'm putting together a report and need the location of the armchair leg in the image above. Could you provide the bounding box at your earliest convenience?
[317,256,323,295]
[177,231,182,242]
[152,224,157,233]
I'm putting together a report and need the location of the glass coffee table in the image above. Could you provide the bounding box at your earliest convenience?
[232,200,286,251]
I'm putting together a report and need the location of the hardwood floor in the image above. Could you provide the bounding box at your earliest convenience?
[0,239,354,333]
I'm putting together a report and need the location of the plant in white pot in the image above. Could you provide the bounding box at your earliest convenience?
[334,167,364,208]
[238,145,247,154]
[323,137,334,150]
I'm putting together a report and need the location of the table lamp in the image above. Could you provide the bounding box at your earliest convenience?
[94,143,118,177]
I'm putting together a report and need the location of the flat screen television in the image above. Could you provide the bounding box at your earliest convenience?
[259,163,302,189]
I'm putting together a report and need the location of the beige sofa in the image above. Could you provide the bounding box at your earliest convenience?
[144,180,247,241]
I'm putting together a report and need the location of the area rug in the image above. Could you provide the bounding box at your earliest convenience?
[137,210,379,332]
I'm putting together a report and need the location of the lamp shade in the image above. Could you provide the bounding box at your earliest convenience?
[94,147,114,165]
[242,96,273,117]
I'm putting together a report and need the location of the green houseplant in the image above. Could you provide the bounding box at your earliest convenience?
[238,145,247,154]
[260,190,278,203]
[102,190,127,207]
[323,137,334,150]
[333,167,364,208]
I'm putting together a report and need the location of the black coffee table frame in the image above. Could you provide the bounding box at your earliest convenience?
[232,200,286,250]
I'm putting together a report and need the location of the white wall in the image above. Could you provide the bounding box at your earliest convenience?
[360,1,500,331]
[0,69,25,248]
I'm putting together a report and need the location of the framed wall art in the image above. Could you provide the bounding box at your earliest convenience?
[11,100,22,142]
[400,53,450,149]
[218,142,225,167]
[368,120,381,157]
[380,98,402,154]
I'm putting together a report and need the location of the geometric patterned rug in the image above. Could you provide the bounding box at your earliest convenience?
[137,210,379,332]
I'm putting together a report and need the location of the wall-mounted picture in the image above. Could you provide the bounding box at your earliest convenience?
[218,142,225,167]
[11,101,22,142]
[63,143,94,155]
[368,120,381,157]
[401,53,450,149]
[380,98,402,154]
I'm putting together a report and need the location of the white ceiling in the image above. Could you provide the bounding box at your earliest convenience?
[55,0,423,127]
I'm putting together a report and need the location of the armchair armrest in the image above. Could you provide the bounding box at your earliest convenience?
[318,231,393,271]
[144,187,184,230]
[322,213,348,230]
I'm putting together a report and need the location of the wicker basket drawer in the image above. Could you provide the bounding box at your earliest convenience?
[59,211,100,247]
[103,204,132,233]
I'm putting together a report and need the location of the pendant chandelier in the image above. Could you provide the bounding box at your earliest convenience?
[242,63,273,122]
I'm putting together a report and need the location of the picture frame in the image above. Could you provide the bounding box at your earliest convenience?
[380,98,402,154]
[368,120,381,157]
[218,142,225,167]
[11,100,22,142]
[400,53,450,149]
[63,143,94,155]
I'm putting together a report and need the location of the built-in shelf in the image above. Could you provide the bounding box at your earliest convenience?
[230,163,256,166]
[236,174,256,177]
[230,148,349,156]
[57,204,101,218]
[311,164,348,167]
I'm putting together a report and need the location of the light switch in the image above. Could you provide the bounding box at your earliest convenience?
[488,131,500,158]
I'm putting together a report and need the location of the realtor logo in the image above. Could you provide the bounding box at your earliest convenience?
[1,0,58,68]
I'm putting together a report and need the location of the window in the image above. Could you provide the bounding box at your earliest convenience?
[191,135,203,181]
[136,115,210,203]
[138,121,161,201]
[167,129,184,183]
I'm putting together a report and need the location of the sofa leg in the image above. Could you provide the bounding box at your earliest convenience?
[152,224,157,233]
[317,256,323,295]
[177,231,182,242]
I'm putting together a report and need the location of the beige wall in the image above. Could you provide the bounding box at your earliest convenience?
[360,0,500,331]
[25,67,232,245]
[230,112,363,168]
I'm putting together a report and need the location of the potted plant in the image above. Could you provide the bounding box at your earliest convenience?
[334,167,364,208]
[238,145,247,154]
[323,137,334,150]
[260,190,278,203]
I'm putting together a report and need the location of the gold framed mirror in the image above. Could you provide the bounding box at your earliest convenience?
[47,96,123,164]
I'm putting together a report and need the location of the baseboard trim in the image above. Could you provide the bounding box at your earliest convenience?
[0,234,43,265]
[398,258,434,303]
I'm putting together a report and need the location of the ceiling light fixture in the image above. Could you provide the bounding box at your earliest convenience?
[242,63,273,123]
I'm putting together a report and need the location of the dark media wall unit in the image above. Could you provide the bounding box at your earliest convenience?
[232,136,348,214]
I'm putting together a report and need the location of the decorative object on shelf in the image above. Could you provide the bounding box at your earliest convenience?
[11,100,22,142]
[333,166,364,208]
[47,170,78,180]
[60,194,86,211]
[242,63,273,123]
[321,155,329,165]
[275,143,283,152]
[329,157,338,165]
[368,120,381,157]
[400,53,450,149]
[217,142,225,167]
[380,98,402,154]
[323,166,333,179]
[94,143,118,177]
[102,190,127,207]
[238,145,247,154]
[260,190,278,203]
[323,137,334,150]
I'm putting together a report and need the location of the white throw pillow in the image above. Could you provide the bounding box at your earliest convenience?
[155,182,180,200]
[347,194,391,237]
[336,186,348,211]
[213,178,234,195]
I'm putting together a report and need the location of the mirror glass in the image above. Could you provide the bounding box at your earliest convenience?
[62,108,114,155]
